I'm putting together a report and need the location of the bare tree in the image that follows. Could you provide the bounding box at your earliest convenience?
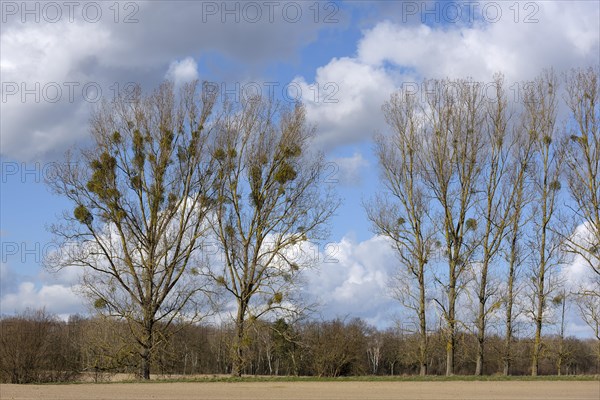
[209,98,337,376]
[563,67,600,353]
[523,71,566,376]
[47,81,218,379]
[421,79,486,376]
[501,114,536,376]
[304,318,368,377]
[365,326,383,375]
[563,66,600,276]
[77,316,137,381]
[366,89,435,376]
[471,74,516,375]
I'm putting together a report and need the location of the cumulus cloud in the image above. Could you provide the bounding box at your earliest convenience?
[0,262,85,318]
[0,281,85,317]
[294,58,402,149]
[296,1,599,149]
[1,21,113,160]
[330,152,370,186]
[165,57,199,87]
[1,1,339,161]
[302,235,398,327]
[561,222,600,291]
[357,2,599,81]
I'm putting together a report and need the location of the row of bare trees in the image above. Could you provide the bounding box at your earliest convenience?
[1,310,598,383]
[37,66,599,379]
[367,67,599,376]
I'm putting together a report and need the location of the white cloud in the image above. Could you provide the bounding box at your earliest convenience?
[165,57,199,87]
[0,281,85,316]
[0,2,335,161]
[330,152,370,186]
[357,2,599,81]
[561,223,600,291]
[0,21,113,160]
[38,264,83,287]
[296,1,599,149]
[295,58,402,149]
[563,254,594,291]
[302,235,399,327]
[1,260,86,317]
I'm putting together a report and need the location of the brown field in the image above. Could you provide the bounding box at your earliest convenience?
[1,381,599,400]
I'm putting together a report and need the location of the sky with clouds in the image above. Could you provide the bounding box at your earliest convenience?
[1,1,599,336]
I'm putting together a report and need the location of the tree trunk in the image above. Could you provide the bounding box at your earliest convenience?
[231,330,244,376]
[532,210,547,377]
[419,273,428,376]
[140,321,153,380]
[232,301,247,377]
[532,273,544,376]
[475,315,485,376]
[291,353,298,376]
[445,337,454,376]
[446,283,456,376]
[503,271,514,376]
[556,293,566,376]
[529,75,558,377]
[140,347,151,380]
[267,347,273,375]
[475,261,489,376]
[504,178,523,376]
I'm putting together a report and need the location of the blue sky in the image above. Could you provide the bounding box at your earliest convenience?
[1,1,599,336]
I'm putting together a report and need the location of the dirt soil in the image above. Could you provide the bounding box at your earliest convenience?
[1,380,599,400]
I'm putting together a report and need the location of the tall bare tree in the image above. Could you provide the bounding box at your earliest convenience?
[47,81,218,379]
[524,71,566,376]
[501,113,536,376]
[366,89,435,376]
[209,98,337,376]
[471,74,515,375]
[563,67,600,350]
[563,66,600,277]
[422,79,486,376]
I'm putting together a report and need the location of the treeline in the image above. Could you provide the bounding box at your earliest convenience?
[0,310,598,383]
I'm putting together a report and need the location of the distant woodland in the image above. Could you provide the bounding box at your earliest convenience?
[0,310,597,383]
